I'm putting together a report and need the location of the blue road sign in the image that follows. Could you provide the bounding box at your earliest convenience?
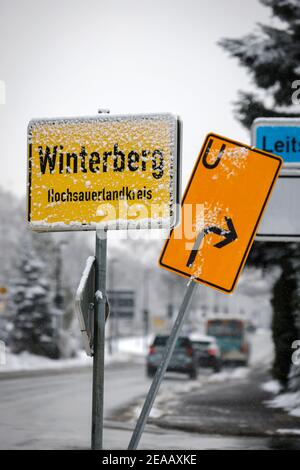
[251,118,300,241]
[252,118,300,166]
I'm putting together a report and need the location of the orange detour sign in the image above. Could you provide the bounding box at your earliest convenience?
[159,133,283,293]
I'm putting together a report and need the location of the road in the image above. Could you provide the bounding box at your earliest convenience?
[0,362,150,450]
[0,332,300,450]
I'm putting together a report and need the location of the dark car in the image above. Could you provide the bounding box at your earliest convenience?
[190,334,222,373]
[146,335,198,380]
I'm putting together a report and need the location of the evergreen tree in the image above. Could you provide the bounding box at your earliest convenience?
[10,242,60,359]
[0,187,94,358]
[271,260,298,386]
[220,0,300,386]
[219,0,300,128]
[289,250,300,390]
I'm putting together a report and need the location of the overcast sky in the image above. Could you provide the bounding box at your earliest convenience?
[0,0,271,197]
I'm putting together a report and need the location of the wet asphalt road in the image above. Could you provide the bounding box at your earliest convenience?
[0,361,300,449]
[0,362,149,450]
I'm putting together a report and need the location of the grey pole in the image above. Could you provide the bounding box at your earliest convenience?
[143,268,150,351]
[91,229,107,450]
[128,279,197,450]
[110,259,118,354]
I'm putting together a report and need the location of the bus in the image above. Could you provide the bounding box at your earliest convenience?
[207,319,250,366]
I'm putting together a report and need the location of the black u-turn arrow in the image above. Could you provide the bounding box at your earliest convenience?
[186,217,238,268]
[202,139,226,169]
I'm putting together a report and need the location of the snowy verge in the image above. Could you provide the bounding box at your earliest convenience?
[265,390,300,418]
[261,380,282,395]
[129,367,250,422]
[263,379,300,418]
[0,350,91,374]
[0,336,148,375]
[276,428,300,436]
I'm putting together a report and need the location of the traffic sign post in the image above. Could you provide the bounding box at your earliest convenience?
[128,133,282,450]
[252,118,300,241]
[27,110,182,451]
[91,229,107,450]
[128,278,197,450]
[160,133,282,293]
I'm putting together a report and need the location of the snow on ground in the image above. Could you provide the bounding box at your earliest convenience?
[0,350,91,373]
[276,429,300,436]
[260,335,300,419]
[130,366,251,422]
[0,336,148,375]
[262,380,282,395]
[259,338,300,419]
[266,391,300,418]
[207,367,250,382]
[250,328,274,367]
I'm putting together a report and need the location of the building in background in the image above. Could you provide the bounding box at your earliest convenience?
[107,289,135,338]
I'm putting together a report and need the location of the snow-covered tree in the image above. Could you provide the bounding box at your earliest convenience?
[220,0,300,387]
[0,186,94,356]
[271,260,298,386]
[0,188,24,287]
[219,0,300,128]
[10,241,60,359]
[289,254,300,390]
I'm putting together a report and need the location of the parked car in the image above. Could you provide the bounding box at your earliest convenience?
[190,334,222,373]
[207,319,250,366]
[146,335,198,380]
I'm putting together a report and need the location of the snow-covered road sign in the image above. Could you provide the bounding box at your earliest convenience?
[75,257,96,356]
[159,134,282,293]
[75,256,110,356]
[252,118,300,167]
[27,114,181,231]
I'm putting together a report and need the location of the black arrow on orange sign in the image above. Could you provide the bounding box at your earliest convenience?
[186,217,238,268]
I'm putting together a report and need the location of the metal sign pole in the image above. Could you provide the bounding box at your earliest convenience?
[128,279,198,450]
[91,229,107,450]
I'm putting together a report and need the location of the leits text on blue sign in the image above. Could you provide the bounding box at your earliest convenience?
[256,126,300,164]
